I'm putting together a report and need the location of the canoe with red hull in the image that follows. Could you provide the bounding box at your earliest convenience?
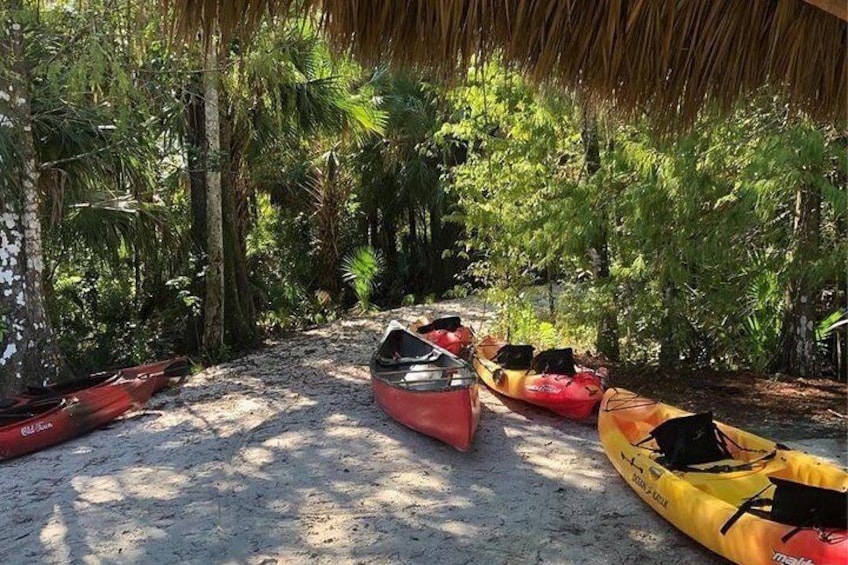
[370,321,480,451]
[0,374,156,460]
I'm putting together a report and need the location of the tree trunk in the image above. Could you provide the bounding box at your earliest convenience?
[219,101,257,351]
[202,40,224,354]
[180,74,206,351]
[773,184,822,377]
[658,281,679,370]
[0,4,64,393]
[581,108,620,361]
[428,204,444,293]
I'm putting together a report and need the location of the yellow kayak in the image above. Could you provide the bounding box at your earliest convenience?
[598,388,848,565]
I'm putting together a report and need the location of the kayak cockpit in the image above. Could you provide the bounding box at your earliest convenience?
[0,398,66,427]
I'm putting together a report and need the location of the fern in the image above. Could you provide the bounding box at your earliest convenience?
[341,246,385,312]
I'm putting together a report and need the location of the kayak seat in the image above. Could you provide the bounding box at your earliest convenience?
[416,316,462,334]
[770,477,848,530]
[0,398,17,409]
[532,348,576,375]
[493,345,534,370]
[721,476,848,538]
[648,412,732,470]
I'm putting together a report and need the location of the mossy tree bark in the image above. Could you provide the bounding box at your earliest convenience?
[0,3,64,394]
[202,39,225,355]
[773,183,822,377]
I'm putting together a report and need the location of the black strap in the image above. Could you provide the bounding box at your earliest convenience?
[620,452,644,473]
[781,525,806,544]
[634,435,655,447]
[717,427,768,456]
[678,450,777,474]
[720,483,775,535]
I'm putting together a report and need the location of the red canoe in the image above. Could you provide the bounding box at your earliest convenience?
[413,316,474,359]
[370,321,480,451]
[472,336,604,420]
[0,374,156,460]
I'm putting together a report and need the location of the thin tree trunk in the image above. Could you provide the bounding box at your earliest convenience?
[220,103,257,351]
[773,184,822,377]
[180,74,207,351]
[368,210,379,248]
[202,40,224,354]
[0,4,64,393]
[581,108,619,361]
[658,281,679,370]
[428,204,443,293]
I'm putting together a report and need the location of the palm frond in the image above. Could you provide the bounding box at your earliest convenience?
[164,0,847,129]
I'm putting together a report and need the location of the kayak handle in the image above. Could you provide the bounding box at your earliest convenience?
[620,452,644,473]
[493,368,505,384]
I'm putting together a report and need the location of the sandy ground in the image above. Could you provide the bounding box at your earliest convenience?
[1,299,845,565]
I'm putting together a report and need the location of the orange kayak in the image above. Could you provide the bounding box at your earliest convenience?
[472,335,603,420]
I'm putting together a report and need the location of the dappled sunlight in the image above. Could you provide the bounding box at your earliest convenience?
[71,476,124,504]
[237,446,275,469]
[628,527,668,553]
[39,506,70,564]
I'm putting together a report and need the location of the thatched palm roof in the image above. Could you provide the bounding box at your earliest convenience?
[166,1,847,126]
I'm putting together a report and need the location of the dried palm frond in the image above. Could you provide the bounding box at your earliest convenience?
[163,0,847,128]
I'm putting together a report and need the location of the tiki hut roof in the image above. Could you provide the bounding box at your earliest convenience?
[166,1,847,126]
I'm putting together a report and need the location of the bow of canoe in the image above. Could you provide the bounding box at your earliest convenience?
[370,321,480,451]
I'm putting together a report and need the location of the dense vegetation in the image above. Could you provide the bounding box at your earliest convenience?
[0,2,845,390]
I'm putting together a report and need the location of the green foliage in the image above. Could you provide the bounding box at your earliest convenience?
[817,310,847,344]
[445,61,846,371]
[341,246,385,312]
[247,193,333,330]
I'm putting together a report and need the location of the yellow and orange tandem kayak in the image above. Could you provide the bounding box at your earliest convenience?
[598,388,847,565]
[472,336,603,420]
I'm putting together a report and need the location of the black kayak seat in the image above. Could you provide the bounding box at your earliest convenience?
[531,348,576,375]
[416,316,462,334]
[721,475,848,537]
[649,412,732,469]
[493,344,534,370]
[770,477,848,530]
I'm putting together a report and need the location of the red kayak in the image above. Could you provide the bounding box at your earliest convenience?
[0,374,156,460]
[472,336,604,420]
[0,357,191,411]
[413,316,474,359]
[370,321,480,451]
[89,356,191,393]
